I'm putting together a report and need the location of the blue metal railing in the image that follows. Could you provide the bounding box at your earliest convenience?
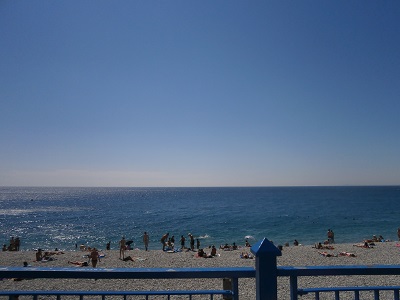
[0,290,234,300]
[0,266,255,300]
[278,265,400,300]
[298,286,400,300]
[2,238,400,300]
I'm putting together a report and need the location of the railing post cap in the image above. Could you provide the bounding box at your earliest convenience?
[250,238,282,257]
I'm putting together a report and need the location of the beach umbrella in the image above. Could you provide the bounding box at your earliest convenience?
[126,240,134,245]
[245,235,255,240]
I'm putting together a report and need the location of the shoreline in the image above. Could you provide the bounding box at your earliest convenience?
[1,242,400,299]
[1,241,399,267]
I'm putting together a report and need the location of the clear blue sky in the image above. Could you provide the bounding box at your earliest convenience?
[1,1,399,187]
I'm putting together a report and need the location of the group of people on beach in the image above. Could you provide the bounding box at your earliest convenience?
[69,247,103,267]
[157,233,253,259]
[117,236,143,262]
[35,248,65,262]
[2,236,20,251]
[289,229,335,249]
[196,245,218,258]
[314,231,394,258]
[10,227,400,258]
[220,242,239,250]
[159,232,202,252]
[32,246,101,267]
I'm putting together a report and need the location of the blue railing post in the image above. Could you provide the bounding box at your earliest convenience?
[290,275,299,300]
[251,238,282,300]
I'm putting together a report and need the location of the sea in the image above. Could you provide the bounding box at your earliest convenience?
[1,186,399,251]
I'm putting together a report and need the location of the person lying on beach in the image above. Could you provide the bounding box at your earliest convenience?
[364,235,380,243]
[366,235,385,243]
[318,251,337,257]
[220,243,231,250]
[41,255,55,262]
[166,248,181,253]
[122,256,135,262]
[44,250,65,256]
[339,252,356,257]
[353,242,374,248]
[68,261,89,267]
[240,252,254,259]
[313,242,334,250]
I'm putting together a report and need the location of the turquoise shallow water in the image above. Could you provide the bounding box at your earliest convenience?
[1,186,399,250]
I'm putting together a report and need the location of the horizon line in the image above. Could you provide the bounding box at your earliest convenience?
[1,185,399,188]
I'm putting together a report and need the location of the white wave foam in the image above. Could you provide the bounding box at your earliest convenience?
[197,234,210,239]
[0,207,84,215]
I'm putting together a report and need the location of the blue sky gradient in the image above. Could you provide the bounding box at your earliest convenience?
[1,1,399,187]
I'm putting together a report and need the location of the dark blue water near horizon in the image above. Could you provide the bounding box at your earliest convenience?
[1,186,399,251]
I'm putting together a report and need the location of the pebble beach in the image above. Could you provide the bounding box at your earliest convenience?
[1,241,400,299]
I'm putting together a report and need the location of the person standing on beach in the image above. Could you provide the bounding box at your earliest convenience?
[90,248,100,268]
[143,232,149,251]
[9,237,15,251]
[35,249,43,261]
[397,228,400,241]
[188,233,195,251]
[15,237,20,251]
[119,237,126,259]
[327,229,335,244]
[161,233,169,251]
[180,235,185,250]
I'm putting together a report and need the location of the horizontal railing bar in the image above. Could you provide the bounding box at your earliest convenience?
[4,265,400,280]
[3,264,400,299]
[0,267,255,280]
[0,290,233,296]
[299,286,400,293]
[278,265,400,277]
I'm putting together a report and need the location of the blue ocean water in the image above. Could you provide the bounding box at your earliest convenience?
[1,186,399,251]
